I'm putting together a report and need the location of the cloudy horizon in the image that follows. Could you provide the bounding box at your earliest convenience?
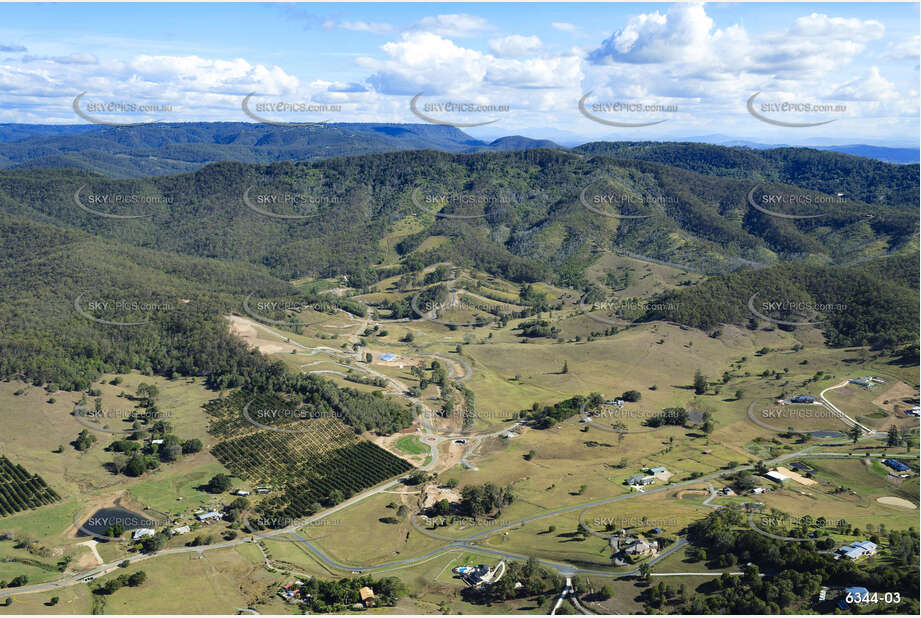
[1,2,918,146]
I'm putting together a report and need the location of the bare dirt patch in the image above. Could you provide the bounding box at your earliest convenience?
[227,316,299,355]
[422,485,462,509]
[775,466,817,486]
[877,496,917,509]
[873,381,919,415]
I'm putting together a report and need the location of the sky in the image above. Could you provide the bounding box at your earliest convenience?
[0,2,918,146]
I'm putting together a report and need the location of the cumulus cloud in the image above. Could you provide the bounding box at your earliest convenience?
[488,34,542,57]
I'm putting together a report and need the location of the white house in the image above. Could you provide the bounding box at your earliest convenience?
[196,511,222,522]
[132,528,155,540]
[171,525,191,536]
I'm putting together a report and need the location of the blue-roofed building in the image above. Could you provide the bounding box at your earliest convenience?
[379,353,396,361]
[835,540,877,560]
[882,459,910,473]
[851,540,877,554]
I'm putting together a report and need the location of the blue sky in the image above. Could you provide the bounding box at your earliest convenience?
[1,2,918,145]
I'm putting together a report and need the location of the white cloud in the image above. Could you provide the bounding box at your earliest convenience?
[409,14,492,38]
[552,22,579,33]
[325,20,394,35]
[832,66,898,102]
[883,34,920,60]
[488,35,542,58]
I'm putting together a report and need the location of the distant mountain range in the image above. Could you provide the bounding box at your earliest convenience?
[0,122,915,178]
[0,123,561,178]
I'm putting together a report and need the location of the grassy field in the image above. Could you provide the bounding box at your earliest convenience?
[394,435,428,455]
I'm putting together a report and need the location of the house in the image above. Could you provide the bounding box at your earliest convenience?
[359,586,376,607]
[851,540,878,555]
[150,439,165,445]
[907,406,920,417]
[461,564,491,587]
[232,489,251,496]
[791,395,815,403]
[765,470,789,483]
[171,525,190,536]
[882,459,911,473]
[604,400,624,407]
[279,581,304,601]
[835,541,877,561]
[849,377,874,388]
[836,546,865,560]
[196,511,222,522]
[132,528,155,540]
[255,487,272,494]
[624,538,659,556]
[627,475,655,487]
[379,353,397,361]
[647,466,668,475]
[751,487,766,495]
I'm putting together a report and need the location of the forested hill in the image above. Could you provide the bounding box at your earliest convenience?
[575,141,919,206]
[639,254,918,350]
[1,148,916,286]
[0,122,561,178]
[0,212,414,432]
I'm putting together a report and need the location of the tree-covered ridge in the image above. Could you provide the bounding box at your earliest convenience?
[640,254,919,348]
[1,147,915,288]
[574,141,920,206]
